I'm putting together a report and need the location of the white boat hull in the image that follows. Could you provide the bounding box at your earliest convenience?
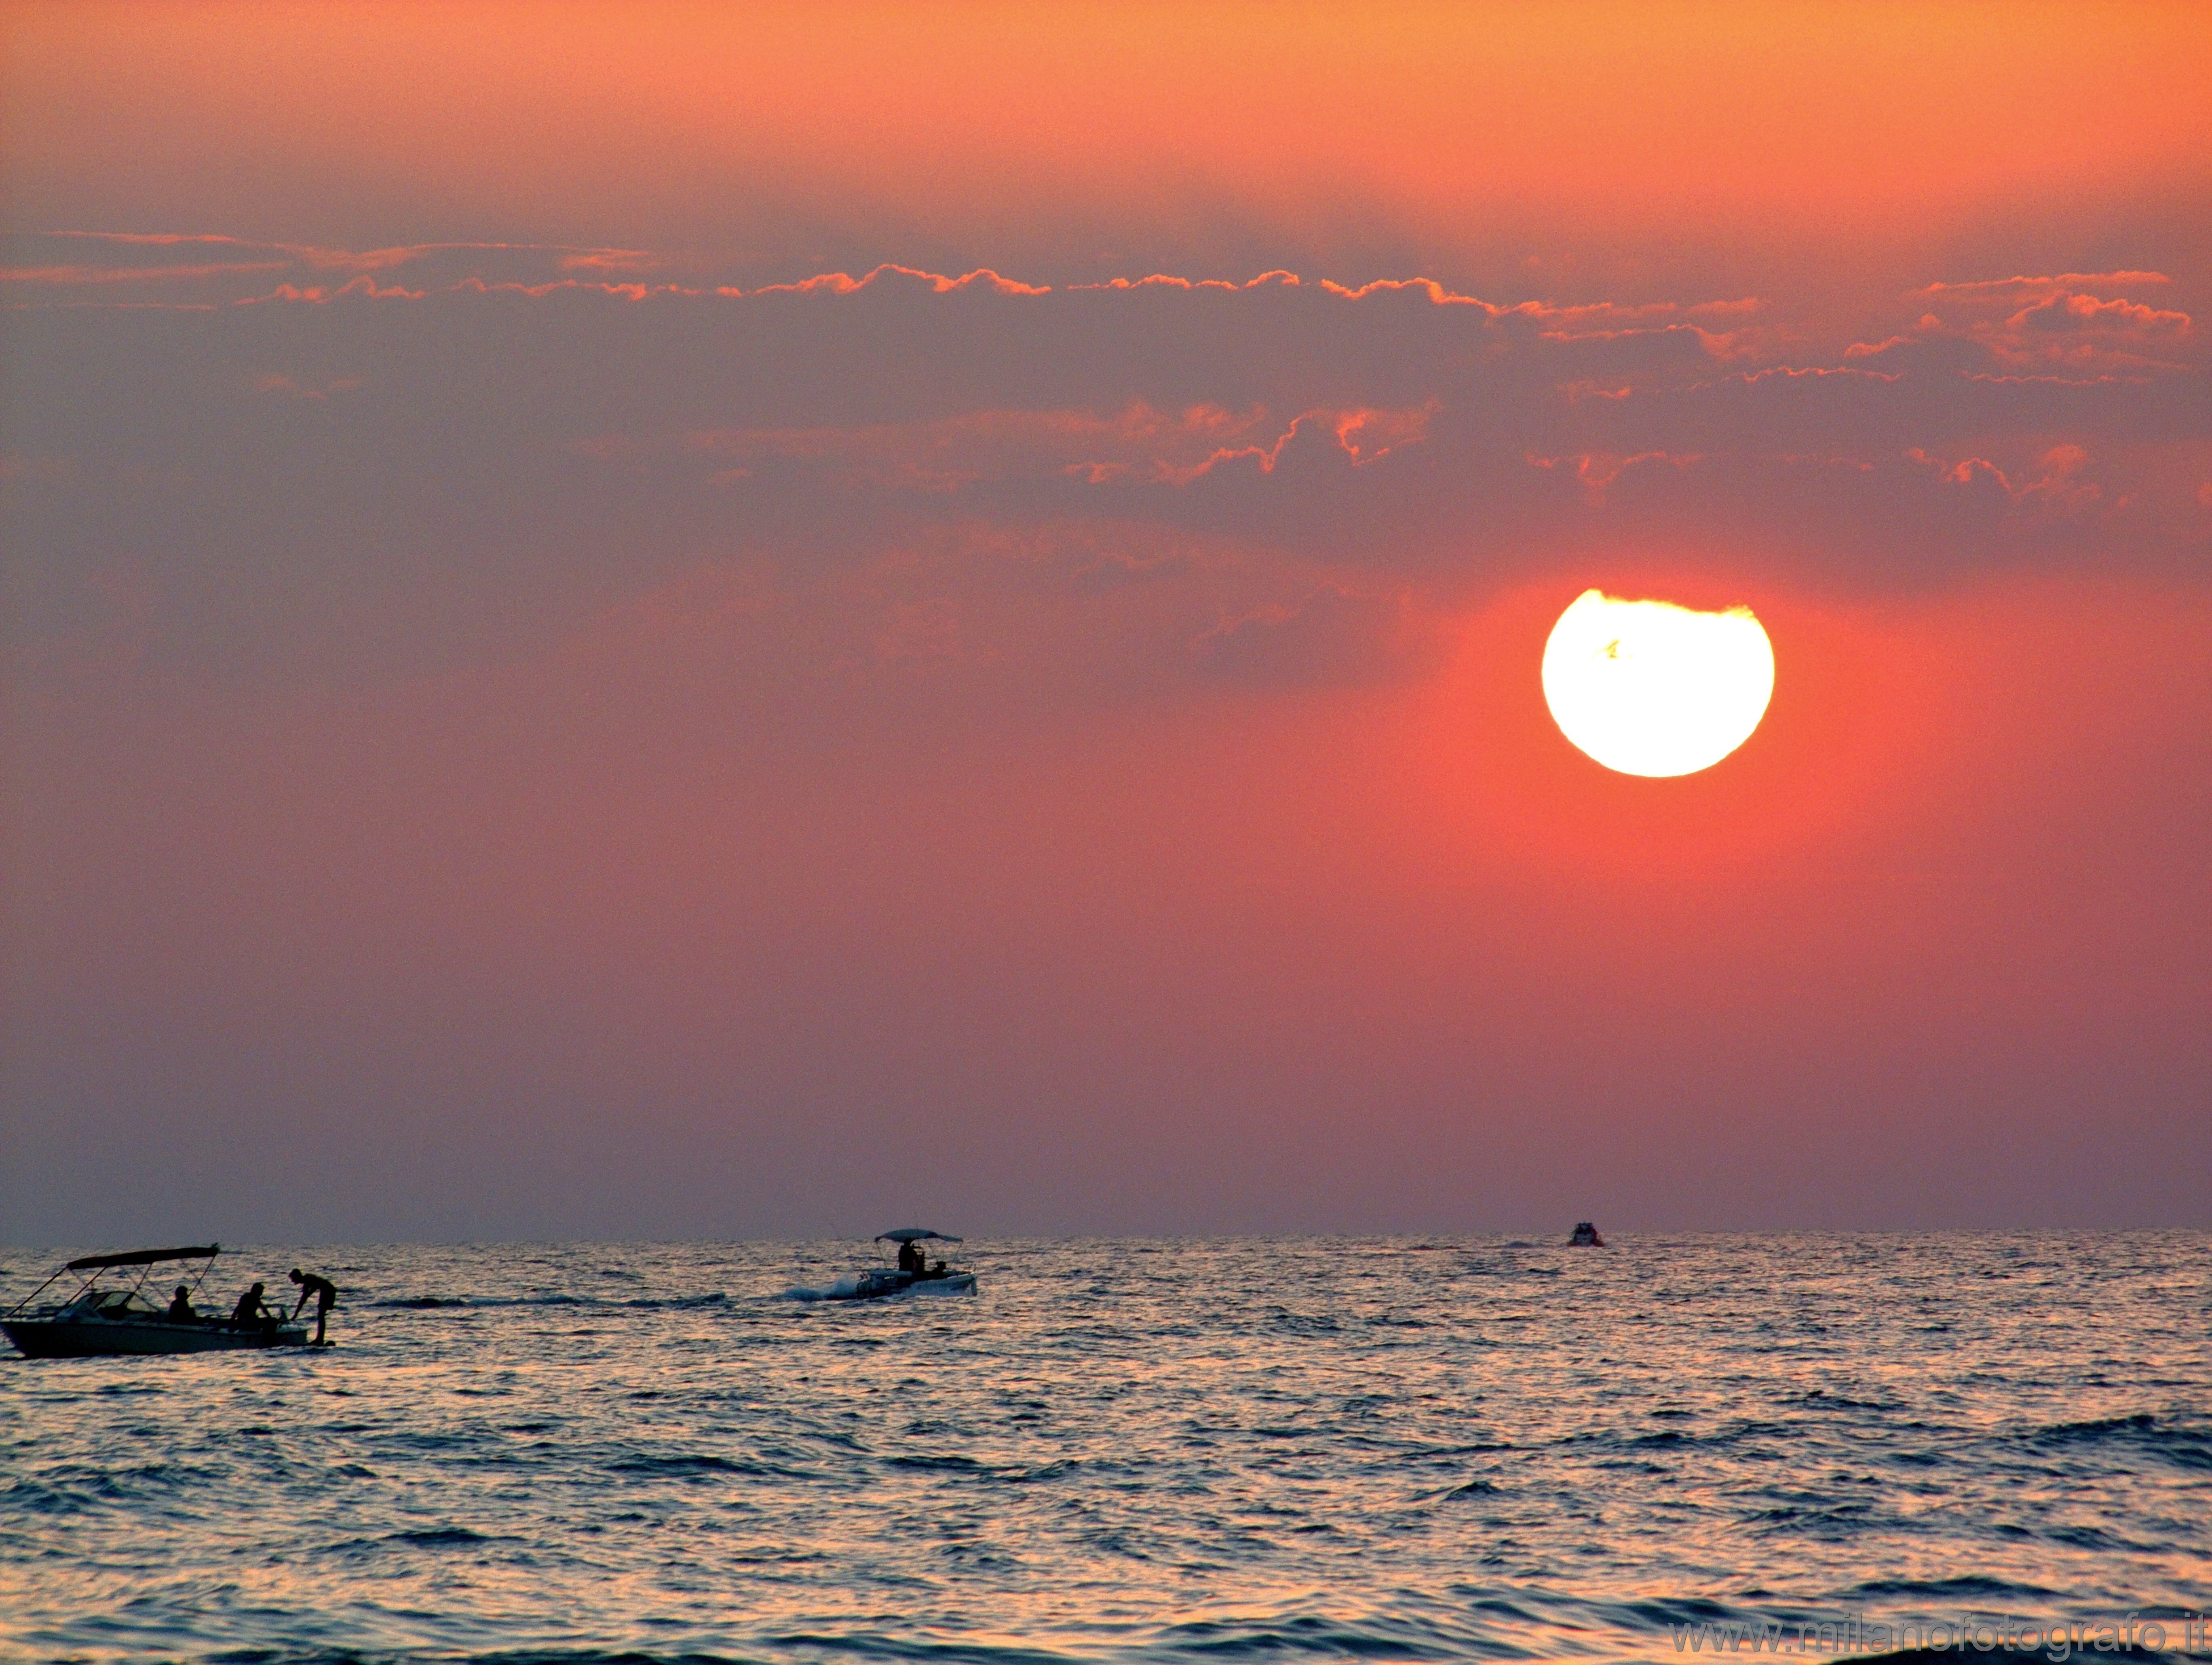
[902,1273,976,1297]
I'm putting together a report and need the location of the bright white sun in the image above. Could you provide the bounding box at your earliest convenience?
[1541,590,1775,777]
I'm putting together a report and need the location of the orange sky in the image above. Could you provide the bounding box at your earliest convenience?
[10,3,2210,287]
[3,4,2208,1240]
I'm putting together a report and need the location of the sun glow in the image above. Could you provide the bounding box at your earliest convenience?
[1541,590,1775,778]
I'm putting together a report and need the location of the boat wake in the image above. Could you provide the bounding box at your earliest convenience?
[779,1277,864,1302]
[780,1275,976,1302]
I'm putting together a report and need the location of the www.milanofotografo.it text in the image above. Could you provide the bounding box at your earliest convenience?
[1668,1613,2209,1657]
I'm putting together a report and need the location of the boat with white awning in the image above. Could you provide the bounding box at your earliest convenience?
[786,1229,977,1302]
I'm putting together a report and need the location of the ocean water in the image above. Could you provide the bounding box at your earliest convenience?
[2,1233,2208,1665]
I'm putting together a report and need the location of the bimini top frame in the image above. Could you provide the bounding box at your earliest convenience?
[7,1244,223,1318]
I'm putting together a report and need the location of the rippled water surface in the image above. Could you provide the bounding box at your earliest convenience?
[2,1234,2208,1664]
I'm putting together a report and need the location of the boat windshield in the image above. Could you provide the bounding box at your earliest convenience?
[73,1290,165,1318]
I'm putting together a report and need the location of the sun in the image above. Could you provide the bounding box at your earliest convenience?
[1541,590,1775,777]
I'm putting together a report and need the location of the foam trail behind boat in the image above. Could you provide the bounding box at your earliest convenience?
[779,1275,865,1302]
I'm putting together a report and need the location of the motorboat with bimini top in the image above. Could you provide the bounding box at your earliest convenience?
[3,1245,315,1357]
[785,1229,978,1302]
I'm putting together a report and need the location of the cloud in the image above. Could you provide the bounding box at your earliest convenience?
[1906,443,2106,513]
[0,233,718,306]
[749,264,1052,298]
[663,401,1436,493]
[1722,365,1901,386]
[241,276,426,304]
[1915,271,2172,298]
[250,373,365,399]
[2006,293,2190,337]
[5,234,2205,714]
[1524,448,1703,505]
[1895,273,2199,373]
[556,249,661,274]
[38,229,661,271]
[0,261,289,285]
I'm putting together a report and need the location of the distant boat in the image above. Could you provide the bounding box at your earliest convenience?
[1568,1222,1606,1247]
[788,1229,978,1302]
[3,1245,314,1357]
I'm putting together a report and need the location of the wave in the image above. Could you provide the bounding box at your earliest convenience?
[3,1477,93,1517]
[1843,1575,2058,1601]
[604,1453,796,1480]
[384,1526,494,1547]
[2037,1411,2159,1442]
[2019,1412,2212,1471]
[1426,1478,1502,1501]
[884,1452,986,1473]
[1131,1609,1509,1661]
[371,1291,727,1312]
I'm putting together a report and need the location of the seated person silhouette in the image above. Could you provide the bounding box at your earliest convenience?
[167,1285,197,1323]
[232,1282,274,1330]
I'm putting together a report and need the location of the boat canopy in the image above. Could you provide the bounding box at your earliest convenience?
[65,1245,221,1271]
[875,1229,961,1244]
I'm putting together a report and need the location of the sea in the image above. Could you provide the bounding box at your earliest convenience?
[2,1233,2207,1665]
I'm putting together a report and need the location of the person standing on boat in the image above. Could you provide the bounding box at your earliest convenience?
[289,1268,338,1343]
[167,1285,197,1323]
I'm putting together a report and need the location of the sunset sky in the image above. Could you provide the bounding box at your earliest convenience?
[4,3,2207,1244]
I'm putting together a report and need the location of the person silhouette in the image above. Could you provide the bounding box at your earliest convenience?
[232,1282,273,1330]
[167,1285,196,1322]
[896,1239,922,1275]
[289,1268,338,1343]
